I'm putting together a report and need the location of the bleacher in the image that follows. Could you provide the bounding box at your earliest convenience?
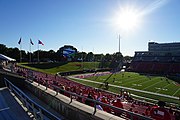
[14,66,180,120]
[129,42,180,74]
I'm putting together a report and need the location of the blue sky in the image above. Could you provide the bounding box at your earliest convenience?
[0,0,180,56]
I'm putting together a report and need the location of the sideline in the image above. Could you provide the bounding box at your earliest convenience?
[68,76,179,100]
[172,88,180,96]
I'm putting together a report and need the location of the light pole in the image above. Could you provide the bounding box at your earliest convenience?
[119,34,121,53]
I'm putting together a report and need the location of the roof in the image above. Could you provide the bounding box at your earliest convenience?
[0,54,16,61]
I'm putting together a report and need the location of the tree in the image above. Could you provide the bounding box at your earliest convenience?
[86,52,94,62]
[6,47,20,60]
[94,54,104,62]
[112,52,123,62]
[104,53,112,62]
[81,52,87,62]
[48,50,59,61]
[0,44,8,55]
[74,52,84,61]
[124,56,133,63]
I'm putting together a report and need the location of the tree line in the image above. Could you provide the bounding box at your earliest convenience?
[0,44,132,64]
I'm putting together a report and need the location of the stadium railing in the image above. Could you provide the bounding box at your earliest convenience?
[36,79,153,120]
[4,78,61,120]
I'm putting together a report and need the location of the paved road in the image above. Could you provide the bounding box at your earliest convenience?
[68,76,179,100]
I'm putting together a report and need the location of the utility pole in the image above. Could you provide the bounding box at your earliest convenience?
[119,34,121,53]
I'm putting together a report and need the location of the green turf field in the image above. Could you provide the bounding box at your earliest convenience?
[19,62,180,106]
[70,72,180,106]
[19,62,100,74]
[87,72,180,97]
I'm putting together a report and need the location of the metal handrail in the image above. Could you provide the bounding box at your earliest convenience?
[4,78,61,120]
[49,84,152,120]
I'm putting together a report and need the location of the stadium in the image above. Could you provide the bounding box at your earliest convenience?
[0,41,180,120]
[129,42,180,75]
[0,1,180,120]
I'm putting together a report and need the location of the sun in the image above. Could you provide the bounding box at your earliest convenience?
[112,6,141,31]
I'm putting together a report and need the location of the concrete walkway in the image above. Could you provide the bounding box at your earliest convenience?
[23,89,65,119]
[0,87,31,120]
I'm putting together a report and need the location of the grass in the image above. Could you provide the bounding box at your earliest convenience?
[19,62,180,106]
[70,72,180,106]
[18,62,100,74]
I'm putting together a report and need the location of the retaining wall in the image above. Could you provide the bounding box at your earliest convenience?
[25,81,124,120]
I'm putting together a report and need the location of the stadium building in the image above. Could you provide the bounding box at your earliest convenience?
[129,42,180,75]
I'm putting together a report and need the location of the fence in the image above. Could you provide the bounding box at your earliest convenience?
[36,78,153,120]
[4,78,61,120]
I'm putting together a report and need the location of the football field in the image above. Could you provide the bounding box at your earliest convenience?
[20,62,180,106]
[70,72,180,106]
[88,72,180,96]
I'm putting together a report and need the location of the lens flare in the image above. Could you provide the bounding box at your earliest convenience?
[111,0,169,32]
[114,6,141,31]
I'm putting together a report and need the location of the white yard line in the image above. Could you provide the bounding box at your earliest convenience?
[131,79,159,86]
[142,80,163,90]
[68,76,179,100]
[139,77,159,85]
[155,83,171,93]
[172,88,180,96]
[122,76,146,85]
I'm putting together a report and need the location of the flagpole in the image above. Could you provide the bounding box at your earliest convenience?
[119,34,120,53]
[29,41,31,63]
[20,44,22,62]
[19,38,22,63]
[38,43,39,63]
[81,46,83,70]
[93,47,95,70]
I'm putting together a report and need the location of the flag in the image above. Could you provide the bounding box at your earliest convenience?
[30,39,34,45]
[38,40,44,45]
[18,38,21,44]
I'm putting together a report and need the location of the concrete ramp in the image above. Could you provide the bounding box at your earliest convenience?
[0,87,31,120]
